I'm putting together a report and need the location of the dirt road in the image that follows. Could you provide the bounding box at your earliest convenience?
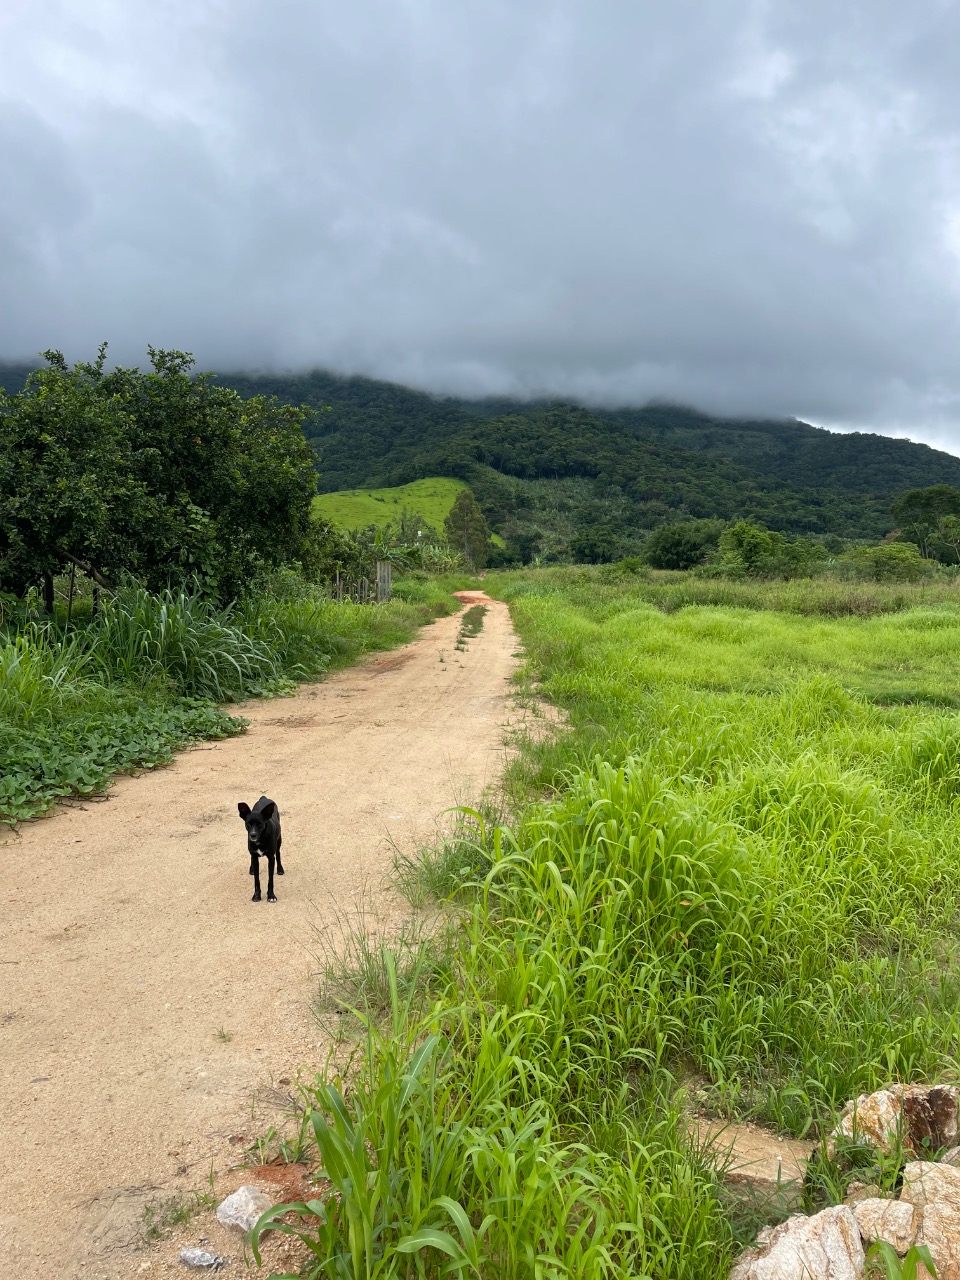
[0,594,519,1279]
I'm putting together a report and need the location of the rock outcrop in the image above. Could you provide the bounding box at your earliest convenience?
[832,1084,959,1157]
[729,1206,864,1280]
[901,1160,960,1279]
[729,1082,960,1279]
[851,1197,919,1255]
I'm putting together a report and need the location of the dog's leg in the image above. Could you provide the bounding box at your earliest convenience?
[251,854,262,902]
[275,832,284,876]
[266,852,277,902]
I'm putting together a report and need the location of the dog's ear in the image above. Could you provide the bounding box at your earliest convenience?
[238,802,252,820]
[260,801,276,820]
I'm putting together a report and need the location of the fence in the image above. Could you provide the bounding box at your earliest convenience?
[329,562,392,604]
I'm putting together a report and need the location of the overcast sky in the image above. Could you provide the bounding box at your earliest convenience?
[3,2,960,450]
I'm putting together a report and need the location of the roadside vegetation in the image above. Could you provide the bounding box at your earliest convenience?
[0,348,471,825]
[0,575,457,825]
[255,567,960,1279]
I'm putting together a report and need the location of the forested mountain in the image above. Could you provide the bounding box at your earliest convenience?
[7,360,960,545]
[0,364,33,396]
[217,369,960,541]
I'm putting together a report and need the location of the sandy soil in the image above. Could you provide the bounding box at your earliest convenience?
[0,593,521,1280]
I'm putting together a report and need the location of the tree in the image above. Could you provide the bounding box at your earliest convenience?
[644,519,723,570]
[0,346,144,597]
[934,514,960,565]
[444,490,492,570]
[891,485,960,559]
[712,519,821,579]
[846,542,933,582]
[570,527,616,564]
[0,347,319,600]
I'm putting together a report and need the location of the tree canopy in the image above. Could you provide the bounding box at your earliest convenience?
[0,347,318,600]
[891,484,960,561]
[444,490,492,570]
[213,368,960,542]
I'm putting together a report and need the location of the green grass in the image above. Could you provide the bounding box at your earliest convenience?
[312,478,469,532]
[453,603,487,651]
[498,563,960,618]
[0,575,461,825]
[141,1187,216,1243]
[266,569,960,1279]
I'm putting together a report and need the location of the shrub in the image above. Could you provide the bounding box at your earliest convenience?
[844,542,935,583]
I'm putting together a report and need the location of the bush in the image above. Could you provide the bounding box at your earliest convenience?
[844,542,935,583]
[644,519,723,570]
[705,519,824,579]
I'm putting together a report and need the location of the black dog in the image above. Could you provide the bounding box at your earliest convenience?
[237,796,284,902]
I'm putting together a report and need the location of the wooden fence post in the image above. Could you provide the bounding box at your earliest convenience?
[376,561,392,603]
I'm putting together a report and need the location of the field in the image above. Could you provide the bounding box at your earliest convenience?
[311,477,468,531]
[268,568,960,1279]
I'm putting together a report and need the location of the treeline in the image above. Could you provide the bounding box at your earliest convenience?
[211,368,960,543]
[633,484,960,582]
[0,350,466,825]
[9,355,960,581]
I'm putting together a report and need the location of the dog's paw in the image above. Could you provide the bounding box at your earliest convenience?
[267,893,278,902]
[277,867,285,875]
[251,891,261,902]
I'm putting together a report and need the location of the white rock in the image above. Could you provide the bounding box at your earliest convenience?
[832,1084,959,1157]
[901,1161,960,1280]
[728,1205,865,1280]
[941,1146,960,1167]
[844,1181,883,1206]
[833,1085,916,1155]
[214,1186,273,1234]
[852,1198,919,1255]
[178,1247,226,1270]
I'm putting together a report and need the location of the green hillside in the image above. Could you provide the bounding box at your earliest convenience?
[312,477,466,531]
[216,368,960,543]
[11,358,960,550]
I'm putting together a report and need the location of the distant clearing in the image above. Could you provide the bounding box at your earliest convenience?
[312,478,467,531]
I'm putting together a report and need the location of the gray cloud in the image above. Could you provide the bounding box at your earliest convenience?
[4,1,960,448]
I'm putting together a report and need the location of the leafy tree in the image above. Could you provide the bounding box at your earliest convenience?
[299,517,369,582]
[510,530,542,565]
[0,346,145,596]
[845,542,934,582]
[0,347,318,600]
[570,527,616,564]
[933,514,960,564]
[711,519,822,579]
[892,485,960,558]
[444,490,492,570]
[644,519,723,570]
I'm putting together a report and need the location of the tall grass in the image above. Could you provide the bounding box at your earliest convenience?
[502,563,960,618]
[89,583,283,699]
[0,577,457,824]
[272,571,960,1279]
[255,971,729,1280]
